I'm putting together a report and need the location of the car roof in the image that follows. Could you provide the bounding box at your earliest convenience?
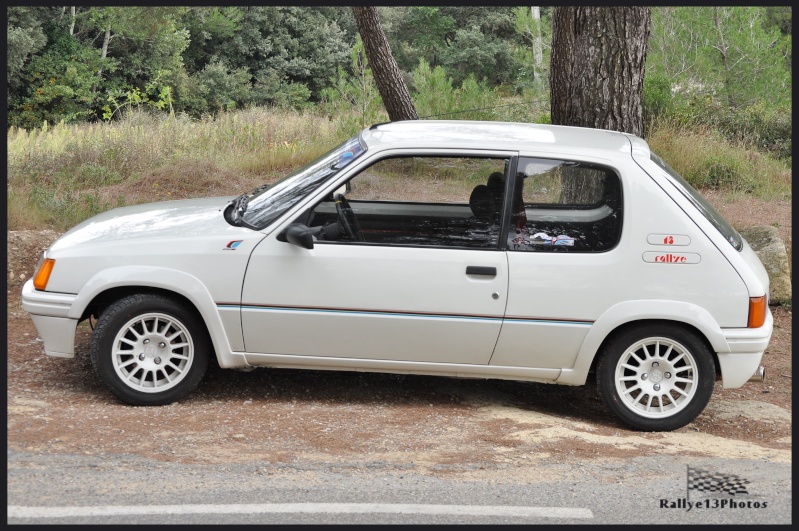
[360,120,649,160]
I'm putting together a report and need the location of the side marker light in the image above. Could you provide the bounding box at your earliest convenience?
[33,258,56,291]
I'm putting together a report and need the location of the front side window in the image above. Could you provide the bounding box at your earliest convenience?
[237,136,365,230]
[649,152,742,251]
[304,155,510,249]
[507,157,622,252]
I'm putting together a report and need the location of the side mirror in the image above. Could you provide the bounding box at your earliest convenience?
[333,181,352,197]
[284,223,314,249]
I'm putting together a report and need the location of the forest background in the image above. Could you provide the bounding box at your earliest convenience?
[6,6,792,231]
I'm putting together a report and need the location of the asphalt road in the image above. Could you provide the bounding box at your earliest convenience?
[7,449,791,525]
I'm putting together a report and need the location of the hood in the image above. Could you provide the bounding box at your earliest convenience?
[50,196,241,251]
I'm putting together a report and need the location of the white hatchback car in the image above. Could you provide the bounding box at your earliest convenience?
[22,120,772,431]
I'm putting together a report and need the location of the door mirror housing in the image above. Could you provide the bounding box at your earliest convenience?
[284,223,315,249]
[332,181,351,198]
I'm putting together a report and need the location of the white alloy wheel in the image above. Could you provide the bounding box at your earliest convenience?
[596,324,715,431]
[111,312,195,393]
[613,336,698,418]
[92,293,210,405]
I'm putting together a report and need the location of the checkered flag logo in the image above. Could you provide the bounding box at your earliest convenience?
[687,466,750,496]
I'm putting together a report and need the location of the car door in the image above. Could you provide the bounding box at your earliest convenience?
[239,152,513,365]
[489,155,625,370]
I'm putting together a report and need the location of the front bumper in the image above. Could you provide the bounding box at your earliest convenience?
[718,308,774,388]
[21,279,79,358]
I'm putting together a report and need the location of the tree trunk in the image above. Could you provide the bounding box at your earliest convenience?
[550,6,651,137]
[101,28,111,60]
[351,6,418,122]
[97,27,111,79]
[712,7,737,109]
[531,7,543,83]
[69,7,76,36]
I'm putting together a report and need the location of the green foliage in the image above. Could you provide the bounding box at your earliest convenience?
[411,59,498,120]
[10,32,105,128]
[390,7,455,71]
[657,93,792,161]
[200,7,350,99]
[644,7,792,156]
[101,76,176,121]
[181,7,244,73]
[411,59,456,119]
[5,2,791,182]
[647,7,791,111]
[388,7,522,88]
[6,7,49,93]
[642,73,674,125]
[320,36,384,134]
[511,7,551,95]
[251,72,312,110]
[191,61,253,113]
[763,6,792,35]
[693,103,792,160]
[438,26,514,87]
[697,155,755,192]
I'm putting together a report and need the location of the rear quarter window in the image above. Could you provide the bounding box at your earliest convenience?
[649,153,742,251]
[507,158,622,253]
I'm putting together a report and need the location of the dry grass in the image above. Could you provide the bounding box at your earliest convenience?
[6,109,792,232]
[646,119,792,199]
[6,108,344,231]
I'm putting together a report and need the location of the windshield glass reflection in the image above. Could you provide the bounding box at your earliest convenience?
[240,136,365,230]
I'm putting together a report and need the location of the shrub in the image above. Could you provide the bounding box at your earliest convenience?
[643,73,673,125]
[647,119,791,199]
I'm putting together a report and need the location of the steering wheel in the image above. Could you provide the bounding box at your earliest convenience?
[334,193,364,242]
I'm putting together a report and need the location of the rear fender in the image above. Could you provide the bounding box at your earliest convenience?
[556,300,729,385]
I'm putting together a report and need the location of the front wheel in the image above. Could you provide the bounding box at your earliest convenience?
[596,324,715,431]
[91,293,210,406]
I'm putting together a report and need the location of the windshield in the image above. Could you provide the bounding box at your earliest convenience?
[649,153,742,251]
[237,135,366,230]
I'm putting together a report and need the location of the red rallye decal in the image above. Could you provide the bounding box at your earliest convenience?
[643,252,700,264]
[647,234,691,246]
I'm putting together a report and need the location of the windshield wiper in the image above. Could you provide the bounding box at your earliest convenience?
[250,183,270,195]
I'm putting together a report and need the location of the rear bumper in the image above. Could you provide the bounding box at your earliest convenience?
[718,309,773,388]
[21,279,79,358]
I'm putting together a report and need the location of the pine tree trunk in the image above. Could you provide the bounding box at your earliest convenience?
[550,6,651,137]
[351,6,418,122]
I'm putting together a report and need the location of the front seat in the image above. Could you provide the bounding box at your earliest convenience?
[469,184,495,222]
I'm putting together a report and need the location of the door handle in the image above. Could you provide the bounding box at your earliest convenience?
[466,266,497,276]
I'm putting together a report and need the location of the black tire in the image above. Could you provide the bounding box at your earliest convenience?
[596,323,715,432]
[90,293,210,406]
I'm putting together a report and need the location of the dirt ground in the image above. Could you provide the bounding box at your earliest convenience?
[5,193,792,477]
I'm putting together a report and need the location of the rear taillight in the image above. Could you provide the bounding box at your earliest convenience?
[747,296,767,328]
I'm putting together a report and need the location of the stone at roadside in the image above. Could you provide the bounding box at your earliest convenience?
[738,225,792,305]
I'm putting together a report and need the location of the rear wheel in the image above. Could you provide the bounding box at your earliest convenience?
[596,324,715,431]
[91,294,210,405]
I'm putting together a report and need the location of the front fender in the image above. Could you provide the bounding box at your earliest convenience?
[69,265,246,369]
[556,300,730,385]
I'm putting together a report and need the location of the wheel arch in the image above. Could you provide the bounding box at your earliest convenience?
[584,319,721,383]
[69,266,244,369]
[556,300,728,386]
